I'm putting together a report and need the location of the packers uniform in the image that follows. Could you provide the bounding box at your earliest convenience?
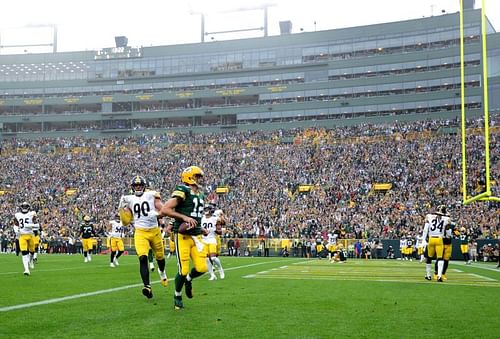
[79,222,95,253]
[109,220,125,252]
[120,190,164,259]
[459,233,469,255]
[171,184,207,276]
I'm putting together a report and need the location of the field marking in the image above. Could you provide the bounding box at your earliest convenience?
[0,259,289,313]
[245,260,500,288]
[468,273,496,281]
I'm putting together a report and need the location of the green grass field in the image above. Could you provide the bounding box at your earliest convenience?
[1,254,499,339]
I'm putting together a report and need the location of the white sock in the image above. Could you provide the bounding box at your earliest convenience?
[206,258,214,276]
[34,252,38,260]
[186,274,192,282]
[437,260,444,277]
[425,263,432,276]
[213,257,224,273]
[22,254,30,271]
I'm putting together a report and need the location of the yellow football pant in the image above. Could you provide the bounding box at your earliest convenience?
[174,233,207,276]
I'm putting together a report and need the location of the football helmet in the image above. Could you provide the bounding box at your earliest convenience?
[436,205,447,216]
[460,227,466,233]
[83,215,91,223]
[131,175,147,196]
[204,203,215,215]
[20,202,30,213]
[181,166,204,187]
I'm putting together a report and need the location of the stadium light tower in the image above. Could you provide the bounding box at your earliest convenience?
[190,1,275,42]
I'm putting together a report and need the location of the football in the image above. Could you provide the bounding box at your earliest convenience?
[119,208,133,226]
[178,221,191,234]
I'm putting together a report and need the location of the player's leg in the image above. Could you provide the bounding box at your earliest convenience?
[173,233,191,309]
[110,239,117,267]
[28,237,35,269]
[114,239,124,265]
[134,229,153,298]
[150,228,167,287]
[19,235,31,275]
[425,241,434,280]
[184,236,208,298]
[435,240,445,281]
[148,248,155,271]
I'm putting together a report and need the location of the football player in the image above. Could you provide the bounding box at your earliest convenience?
[459,227,472,264]
[421,205,452,282]
[79,215,95,263]
[119,175,168,299]
[435,221,456,281]
[13,202,39,275]
[107,214,125,268]
[160,166,208,310]
[202,203,225,281]
[415,234,426,263]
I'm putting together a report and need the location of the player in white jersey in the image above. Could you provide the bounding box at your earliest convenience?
[119,176,168,299]
[421,205,451,282]
[415,235,426,263]
[13,202,39,276]
[107,215,125,268]
[202,204,225,280]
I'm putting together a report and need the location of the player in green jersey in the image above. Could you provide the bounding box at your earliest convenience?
[160,166,208,310]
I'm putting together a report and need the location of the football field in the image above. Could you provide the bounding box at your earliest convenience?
[1,254,499,338]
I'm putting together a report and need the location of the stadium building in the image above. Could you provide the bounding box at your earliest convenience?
[0,8,499,139]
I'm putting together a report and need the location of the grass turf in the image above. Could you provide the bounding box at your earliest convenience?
[0,254,499,338]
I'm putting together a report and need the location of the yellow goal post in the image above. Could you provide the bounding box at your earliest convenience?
[460,0,500,204]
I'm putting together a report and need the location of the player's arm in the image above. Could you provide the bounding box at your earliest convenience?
[13,217,19,226]
[159,197,197,228]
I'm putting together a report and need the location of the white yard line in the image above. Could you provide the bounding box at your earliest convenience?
[0,259,289,312]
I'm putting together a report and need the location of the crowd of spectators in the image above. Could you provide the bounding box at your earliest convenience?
[0,116,498,250]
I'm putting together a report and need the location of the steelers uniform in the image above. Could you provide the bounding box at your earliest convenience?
[79,223,95,252]
[202,215,219,255]
[422,212,451,280]
[14,211,37,253]
[422,213,451,259]
[171,184,207,276]
[120,190,164,259]
[109,220,125,252]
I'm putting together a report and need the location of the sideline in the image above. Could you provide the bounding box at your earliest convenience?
[0,259,289,312]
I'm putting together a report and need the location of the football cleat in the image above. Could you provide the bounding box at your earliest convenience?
[149,262,155,272]
[88,256,92,262]
[110,262,116,268]
[113,258,119,266]
[209,274,217,281]
[23,270,30,276]
[84,257,88,263]
[424,275,432,281]
[174,296,184,310]
[185,279,193,299]
[437,276,443,282]
[158,269,168,287]
[219,270,225,280]
[433,273,438,281]
[441,275,447,282]
[142,285,153,299]
[29,260,35,269]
